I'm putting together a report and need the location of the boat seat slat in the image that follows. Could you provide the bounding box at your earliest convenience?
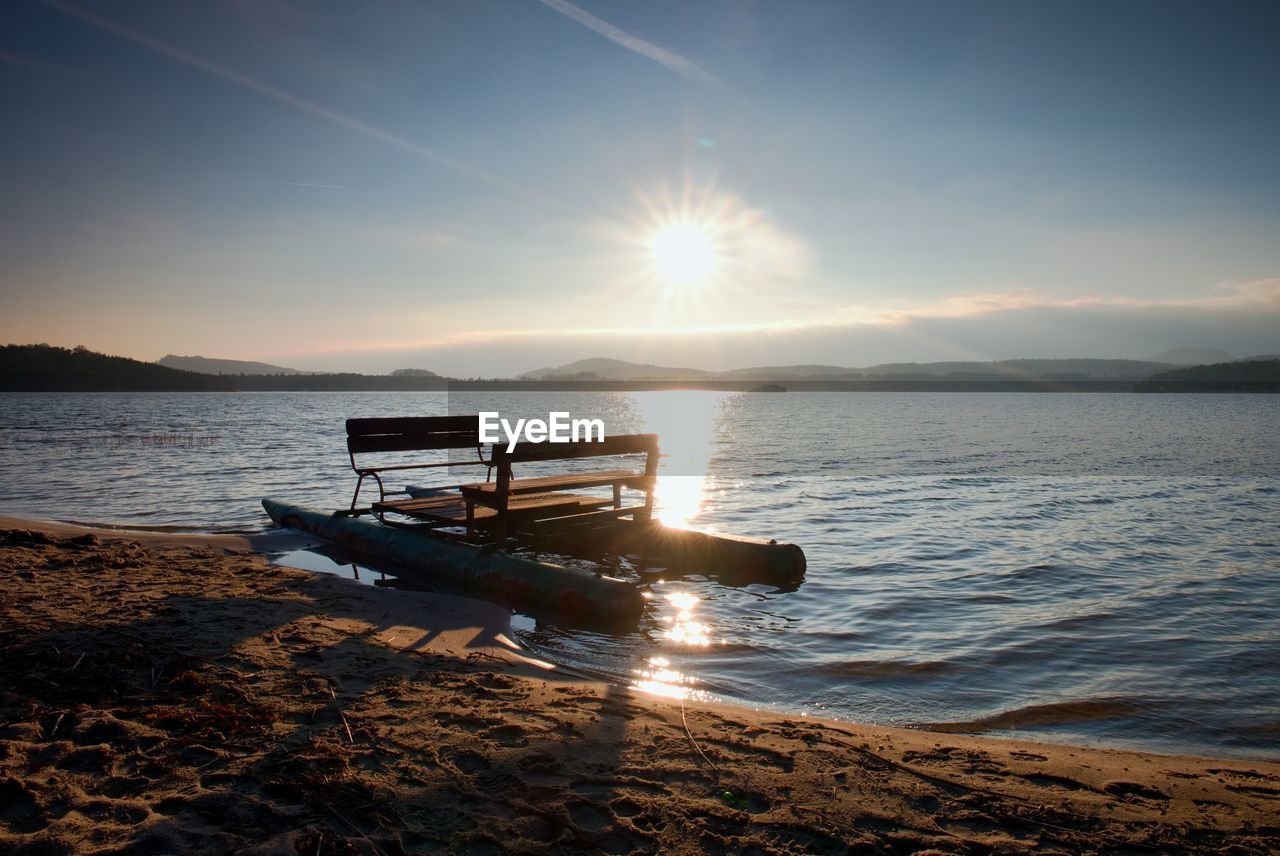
[461,470,651,502]
[373,492,611,525]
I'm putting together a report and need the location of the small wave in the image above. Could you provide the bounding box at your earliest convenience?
[1036,495,1118,507]
[1005,563,1058,579]
[1238,720,1280,738]
[912,698,1147,733]
[703,640,768,655]
[940,476,1009,486]
[961,592,1015,603]
[1036,611,1116,631]
[808,659,956,679]
[61,519,215,534]
[811,630,866,642]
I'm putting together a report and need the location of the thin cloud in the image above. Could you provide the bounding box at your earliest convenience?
[39,0,574,213]
[535,0,718,86]
[829,279,1280,329]
[269,279,1280,358]
[270,319,791,357]
[0,50,67,72]
[267,181,343,190]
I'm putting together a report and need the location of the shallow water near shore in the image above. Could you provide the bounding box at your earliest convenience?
[2,390,1277,759]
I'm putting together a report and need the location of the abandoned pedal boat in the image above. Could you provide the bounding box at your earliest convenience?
[260,415,806,622]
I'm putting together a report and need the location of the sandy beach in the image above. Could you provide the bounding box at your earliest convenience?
[2,519,1277,855]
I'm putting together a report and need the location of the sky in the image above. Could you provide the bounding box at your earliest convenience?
[2,0,1279,375]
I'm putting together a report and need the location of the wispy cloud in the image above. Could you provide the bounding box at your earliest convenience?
[268,279,1280,359]
[535,0,717,86]
[275,319,798,357]
[267,181,343,190]
[0,50,67,73]
[39,0,573,213]
[859,278,1280,327]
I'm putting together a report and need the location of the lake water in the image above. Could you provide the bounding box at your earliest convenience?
[2,390,1277,760]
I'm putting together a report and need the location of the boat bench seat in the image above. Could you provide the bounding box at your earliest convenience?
[347,419,661,543]
[373,492,611,527]
[476,434,660,540]
[346,415,488,511]
[460,470,653,504]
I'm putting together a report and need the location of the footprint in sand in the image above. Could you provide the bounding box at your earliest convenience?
[1008,750,1049,762]
[1224,783,1280,799]
[0,777,47,834]
[1103,780,1169,801]
[433,712,500,732]
[440,748,490,774]
[1020,772,1095,792]
[480,723,529,747]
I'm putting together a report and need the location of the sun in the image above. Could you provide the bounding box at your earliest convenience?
[649,221,719,287]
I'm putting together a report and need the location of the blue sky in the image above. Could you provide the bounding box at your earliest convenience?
[2,0,1278,374]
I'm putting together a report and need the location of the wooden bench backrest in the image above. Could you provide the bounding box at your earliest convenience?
[491,433,659,465]
[346,415,480,454]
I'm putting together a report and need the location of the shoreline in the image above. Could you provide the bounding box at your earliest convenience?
[4,513,1266,763]
[2,517,1277,852]
[0,513,321,554]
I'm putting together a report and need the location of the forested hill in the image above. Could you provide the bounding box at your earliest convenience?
[232,373,448,391]
[1135,359,1280,392]
[0,345,233,391]
[157,354,303,375]
[0,345,450,391]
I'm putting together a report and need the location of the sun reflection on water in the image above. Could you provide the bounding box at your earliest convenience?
[631,588,716,700]
[662,590,712,646]
[653,474,706,529]
[632,656,699,700]
[627,391,727,530]
[619,393,730,701]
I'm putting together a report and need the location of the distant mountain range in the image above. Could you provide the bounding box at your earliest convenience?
[522,358,712,381]
[4,345,1277,392]
[153,349,1280,382]
[157,355,442,379]
[158,355,305,375]
[523,356,1184,382]
[1146,348,1234,365]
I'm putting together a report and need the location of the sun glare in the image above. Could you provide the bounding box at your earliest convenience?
[650,221,718,287]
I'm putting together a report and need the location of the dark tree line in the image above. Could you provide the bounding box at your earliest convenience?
[0,346,460,392]
[233,373,449,391]
[0,345,234,391]
[1135,359,1280,392]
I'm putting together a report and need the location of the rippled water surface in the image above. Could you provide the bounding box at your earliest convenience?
[2,391,1277,759]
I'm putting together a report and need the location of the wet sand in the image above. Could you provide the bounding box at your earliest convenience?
[1,520,1277,854]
